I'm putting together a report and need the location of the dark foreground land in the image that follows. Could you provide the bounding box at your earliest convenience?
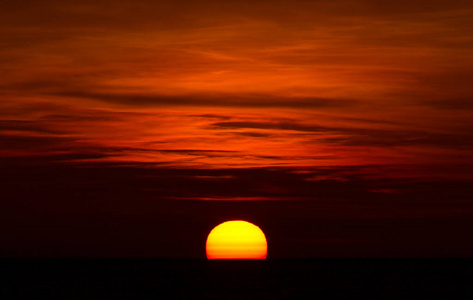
[2,259,472,299]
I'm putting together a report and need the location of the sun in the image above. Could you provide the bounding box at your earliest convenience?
[206,220,267,259]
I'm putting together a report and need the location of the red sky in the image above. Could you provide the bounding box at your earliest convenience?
[1,0,473,257]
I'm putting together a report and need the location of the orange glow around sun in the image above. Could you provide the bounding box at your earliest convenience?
[206,220,268,259]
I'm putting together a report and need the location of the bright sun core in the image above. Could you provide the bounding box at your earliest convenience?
[206,220,267,259]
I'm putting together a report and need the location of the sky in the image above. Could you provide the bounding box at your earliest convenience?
[1,0,473,257]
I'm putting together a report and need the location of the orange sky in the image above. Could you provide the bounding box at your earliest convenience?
[1,0,473,174]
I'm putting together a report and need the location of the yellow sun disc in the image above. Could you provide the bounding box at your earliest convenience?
[206,220,267,259]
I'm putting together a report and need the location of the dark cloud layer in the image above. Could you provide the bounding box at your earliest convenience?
[2,158,473,257]
[212,120,473,149]
[50,91,356,109]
